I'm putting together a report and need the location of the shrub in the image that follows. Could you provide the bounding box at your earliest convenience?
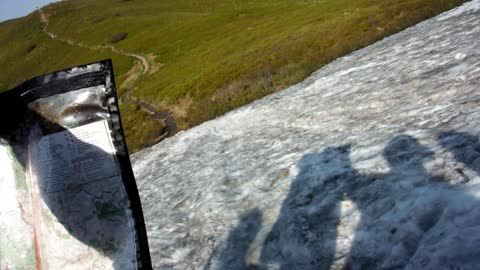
[109,32,128,43]
[26,44,36,54]
[92,16,104,24]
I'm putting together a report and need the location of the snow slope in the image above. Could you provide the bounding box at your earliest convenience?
[132,1,480,269]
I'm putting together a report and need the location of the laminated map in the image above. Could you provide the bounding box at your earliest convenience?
[0,60,151,270]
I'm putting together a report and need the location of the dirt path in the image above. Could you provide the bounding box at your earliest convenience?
[39,9,150,85]
[40,10,148,71]
[38,8,177,137]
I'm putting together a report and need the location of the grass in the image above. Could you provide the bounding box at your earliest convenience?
[0,13,133,91]
[120,103,167,152]
[0,0,466,153]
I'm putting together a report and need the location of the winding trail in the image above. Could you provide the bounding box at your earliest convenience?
[38,8,177,137]
[39,10,150,78]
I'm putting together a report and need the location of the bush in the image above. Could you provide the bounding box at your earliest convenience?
[92,16,104,24]
[26,44,36,54]
[109,32,128,43]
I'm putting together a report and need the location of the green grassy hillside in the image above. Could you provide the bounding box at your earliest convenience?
[0,0,466,152]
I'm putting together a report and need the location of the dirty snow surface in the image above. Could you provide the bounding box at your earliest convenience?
[132,1,480,269]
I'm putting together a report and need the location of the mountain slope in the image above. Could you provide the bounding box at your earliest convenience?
[0,0,465,152]
[132,1,480,269]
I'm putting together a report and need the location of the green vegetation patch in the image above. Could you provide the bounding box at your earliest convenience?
[120,103,167,153]
[0,12,133,91]
[108,32,128,44]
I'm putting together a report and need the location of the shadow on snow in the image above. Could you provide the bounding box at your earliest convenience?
[206,132,480,269]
